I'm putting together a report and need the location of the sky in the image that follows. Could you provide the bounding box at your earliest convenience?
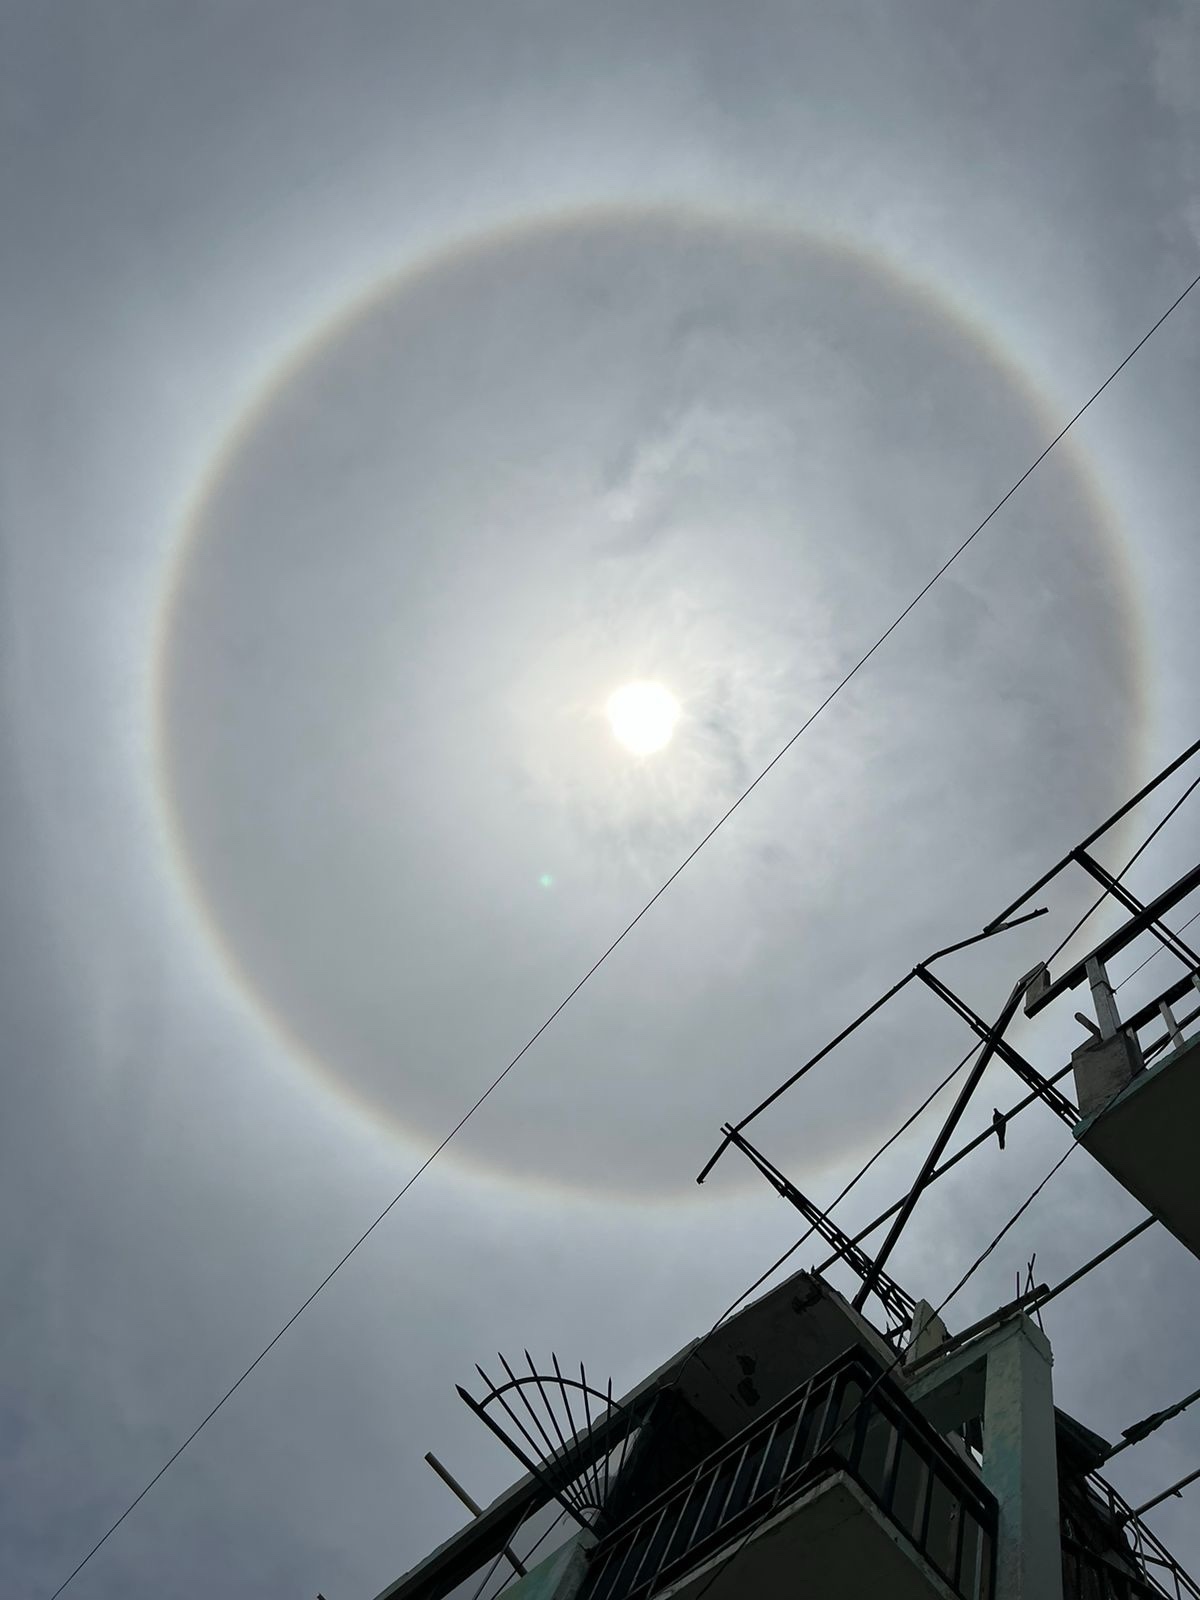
[2,3,1199,1596]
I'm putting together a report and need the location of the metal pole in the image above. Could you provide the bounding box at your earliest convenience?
[851,968,1041,1313]
[1125,1466,1200,1521]
[916,965,1078,1123]
[697,908,1050,1180]
[1105,1380,1200,1464]
[425,1452,528,1575]
[1030,1219,1156,1316]
[1073,848,1200,971]
[696,971,917,1180]
[984,737,1200,931]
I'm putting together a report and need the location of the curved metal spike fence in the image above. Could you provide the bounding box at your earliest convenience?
[458,1353,639,1528]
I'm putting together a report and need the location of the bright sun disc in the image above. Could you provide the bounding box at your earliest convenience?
[606,681,680,756]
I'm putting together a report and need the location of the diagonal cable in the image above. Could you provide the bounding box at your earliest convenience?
[46,265,1200,1600]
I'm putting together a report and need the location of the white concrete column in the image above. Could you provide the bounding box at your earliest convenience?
[980,1317,1062,1600]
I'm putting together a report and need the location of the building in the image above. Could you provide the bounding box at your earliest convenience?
[364,745,1200,1600]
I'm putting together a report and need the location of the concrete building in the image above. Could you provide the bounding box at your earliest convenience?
[365,750,1200,1600]
[373,1265,1191,1600]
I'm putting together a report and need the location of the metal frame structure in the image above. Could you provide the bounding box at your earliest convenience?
[700,740,1200,1320]
[720,1125,917,1336]
[1077,1471,1200,1600]
[685,739,1200,1595]
[441,739,1200,1600]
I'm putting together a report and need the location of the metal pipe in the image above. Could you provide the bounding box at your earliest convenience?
[922,906,1049,964]
[852,969,1040,1312]
[698,909,1051,1181]
[1072,849,1200,971]
[696,971,917,1180]
[984,737,1200,931]
[1125,1466,1200,1521]
[1030,1219,1156,1315]
[1106,1380,1200,1464]
[1026,859,1200,1015]
[918,965,1078,1122]
[424,1453,527,1576]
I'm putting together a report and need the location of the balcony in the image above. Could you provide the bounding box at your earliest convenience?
[581,1349,996,1600]
[1073,1023,1200,1263]
[1020,857,1200,1264]
[1061,1472,1200,1600]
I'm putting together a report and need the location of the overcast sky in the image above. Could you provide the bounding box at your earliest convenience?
[3,4,1200,1596]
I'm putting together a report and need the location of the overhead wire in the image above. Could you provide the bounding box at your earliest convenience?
[1115,906,1200,993]
[46,267,1200,1600]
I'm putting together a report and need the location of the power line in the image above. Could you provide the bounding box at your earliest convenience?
[47,266,1200,1598]
[1116,906,1200,993]
[935,1142,1077,1311]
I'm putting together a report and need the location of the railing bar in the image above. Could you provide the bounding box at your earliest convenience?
[951,1487,967,1591]
[745,1418,781,1507]
[680,1466,722,1563]
[621,1503,670,1595]
[774,1388,813,1496]
[486,1383,561,1490]
[584,1547,614,1600]
[596,1527,640,1600]
[525,1353,576,1501]
[656,1474,702,1569]
[916,1448,933,1557]
[576,1364,602,1516]
[850,1383,873,1472]
[497,1354,562,1479]
[813,1374,841,1456]
[644,1484,700,1596]
[879,1413,903,1517]
[600,1379,615,1512]
[712,1445,749,1535]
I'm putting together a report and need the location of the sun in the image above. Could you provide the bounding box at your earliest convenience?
[605,681,681,757]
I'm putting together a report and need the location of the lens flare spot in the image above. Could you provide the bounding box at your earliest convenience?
[606,681,681,757]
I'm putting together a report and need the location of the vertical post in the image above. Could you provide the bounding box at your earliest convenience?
[1085,957,1121,1040]
[1157,1000,1185,1051]
[981,1318,1062,1600]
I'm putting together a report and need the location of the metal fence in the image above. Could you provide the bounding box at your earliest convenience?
[1062,1535,1168,1600]
[1072,1475,1200,1600]
[582,1347,997,1600]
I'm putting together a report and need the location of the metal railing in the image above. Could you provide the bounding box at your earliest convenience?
[1063,1535,1164,1600]
[1070,1474,1200,1600]
[582,1348,997,1600]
